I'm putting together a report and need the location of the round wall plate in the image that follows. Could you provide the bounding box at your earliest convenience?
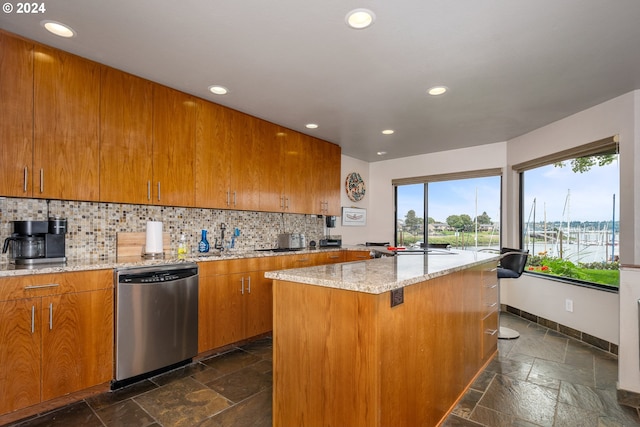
[345,172,366,202]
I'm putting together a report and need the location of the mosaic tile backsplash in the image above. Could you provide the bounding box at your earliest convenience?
[0,197,326,260]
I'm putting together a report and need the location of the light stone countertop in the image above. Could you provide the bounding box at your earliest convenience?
[0,247,367,278]
[265,249,500,294]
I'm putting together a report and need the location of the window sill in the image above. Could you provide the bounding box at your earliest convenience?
[522,271,619,293]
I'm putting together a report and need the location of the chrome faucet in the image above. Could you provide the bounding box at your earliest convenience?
[214,222,227,251]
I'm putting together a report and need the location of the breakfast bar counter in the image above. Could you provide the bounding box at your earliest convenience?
[266,250,500,427]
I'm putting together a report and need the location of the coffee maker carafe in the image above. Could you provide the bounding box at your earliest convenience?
[2,218,67,265]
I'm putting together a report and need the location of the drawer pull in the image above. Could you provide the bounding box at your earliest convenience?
[297,258,310,262]
[24,283,60,290]
[485,328,498,336]
[486,284,498,289]
[49,303,53,330]
[329,255,340,259]
[31,305,35,334]
[486,302,498,308]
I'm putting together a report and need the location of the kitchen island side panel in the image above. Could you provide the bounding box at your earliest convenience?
[272,260,495,427]
[273,280,381,427]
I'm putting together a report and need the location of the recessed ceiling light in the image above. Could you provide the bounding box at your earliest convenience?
[42,20,76,38]
[208,85,228,95]
[346,9,375,29]
[377,151,387,156]
[305,123,319,129]
[427,86,448,96]
[382,129,394,135]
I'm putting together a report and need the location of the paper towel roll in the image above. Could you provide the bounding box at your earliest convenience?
[145,221,164,254]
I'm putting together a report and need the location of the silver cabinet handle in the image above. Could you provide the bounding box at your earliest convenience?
[329,255,340,259]
[485,328,498,336]
[157,182,161,201]
[487,284,498,289]
[285,197,289,209]
[280,195,284,209]
[147,181,151,200]
[49,302,53,330]
[31,305,35,334]
[247,276,251,294]
[486,302,498,308]
[24,283,60,290]
[233,191,237,207]
[39,169,44,193]
[24,167,28,193]
[297,258,310,262]
[226,190,230,206]
[240,277,244,295]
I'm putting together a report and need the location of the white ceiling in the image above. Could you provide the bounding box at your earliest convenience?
[2,0,640,162]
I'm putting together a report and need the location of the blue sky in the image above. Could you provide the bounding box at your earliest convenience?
[397,159,619,224]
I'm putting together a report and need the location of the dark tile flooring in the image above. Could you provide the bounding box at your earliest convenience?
[4,313,640,427]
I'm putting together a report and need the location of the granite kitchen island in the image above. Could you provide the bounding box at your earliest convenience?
[266,249,500,427]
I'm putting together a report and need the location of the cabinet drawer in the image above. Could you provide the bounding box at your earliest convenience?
[482,310,498,360]
[481,266,498,288]
[482,282,499,317]
[0,270,112,302]
[345,251,372,261]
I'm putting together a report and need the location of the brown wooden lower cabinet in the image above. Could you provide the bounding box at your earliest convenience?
[197,250,370,354]
[198,256,279,353]
[272,260,498,427]
[0,270,113,416]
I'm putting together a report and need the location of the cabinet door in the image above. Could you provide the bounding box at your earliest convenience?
[0,33,33,197]
[41,289,113,401]
[34,46,100,201]
[245,259,278,338]
[198,275,217,353]
[0,298,41,414]
[228,111,260,210]
[195,100,232,208]
[100,67,153,204]
[152,85,196,206]
[323,141,342,215]
[283,132,313,213]
[310,138,341,215]
[210,274,245,349]
[257,121,285,212]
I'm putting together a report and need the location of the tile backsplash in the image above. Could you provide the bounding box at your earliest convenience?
[0,197,326,260]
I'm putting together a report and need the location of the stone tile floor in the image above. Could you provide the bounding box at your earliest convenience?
[4,313,640,427]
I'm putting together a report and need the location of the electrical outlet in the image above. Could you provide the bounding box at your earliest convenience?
[565,299,574,312]
[391,288,404,307]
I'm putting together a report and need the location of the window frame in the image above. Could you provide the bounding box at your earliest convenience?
[514,135,619,292]
[393,168,503,248]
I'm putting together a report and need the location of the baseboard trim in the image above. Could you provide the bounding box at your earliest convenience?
[503,304,618,356]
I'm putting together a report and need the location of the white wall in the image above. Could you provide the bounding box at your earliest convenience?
[350,90,640,393]
[335,155,370,244]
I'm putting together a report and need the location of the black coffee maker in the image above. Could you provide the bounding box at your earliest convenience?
[2,218,67,265]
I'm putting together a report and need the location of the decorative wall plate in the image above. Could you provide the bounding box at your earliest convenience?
[345,172,366,202]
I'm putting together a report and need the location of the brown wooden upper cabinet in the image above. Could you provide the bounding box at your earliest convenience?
[34,45,100,201]
[0,30,341,213]
[196,101,261,210]
[100,67,154,204]
[152,85,196,206]
[0,32,34,197]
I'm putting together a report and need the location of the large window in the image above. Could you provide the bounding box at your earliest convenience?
[394,172,501,251]
[518,138,619,289]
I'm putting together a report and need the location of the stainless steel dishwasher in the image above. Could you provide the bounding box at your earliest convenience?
[114,263,198,388]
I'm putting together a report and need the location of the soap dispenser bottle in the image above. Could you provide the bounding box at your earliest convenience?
[198,230,210,253]
[178,233,188,259]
